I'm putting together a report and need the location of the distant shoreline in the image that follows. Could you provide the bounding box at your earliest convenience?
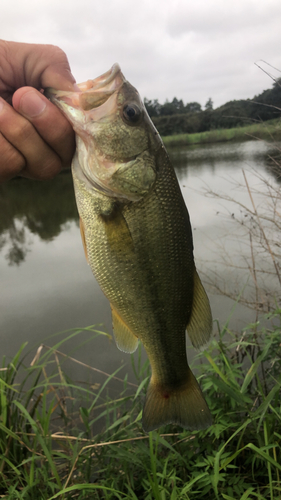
[162,118,281,147]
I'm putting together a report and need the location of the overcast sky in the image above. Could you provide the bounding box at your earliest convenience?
[1,0,281,108]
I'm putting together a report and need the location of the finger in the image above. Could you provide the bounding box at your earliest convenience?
[0,40,77,92]
[0,96,64,181]
[39,45,78,91]
[26,43,77,91]
[13,87,75,171]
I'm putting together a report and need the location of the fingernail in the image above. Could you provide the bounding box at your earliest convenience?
[20,91,47,118]
[0,98,4,113]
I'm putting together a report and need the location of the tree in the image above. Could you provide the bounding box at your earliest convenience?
[185,102,202,113]
[143,98,161,117]
[171,97,185,113]
[205,98,213,111]
[159,99,177,116]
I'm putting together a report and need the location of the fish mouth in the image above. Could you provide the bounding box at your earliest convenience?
[78,63,123,92]
[46,63,125,111]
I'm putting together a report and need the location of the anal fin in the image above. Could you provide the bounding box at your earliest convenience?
[111,306,138,354]
[186,268,213,350]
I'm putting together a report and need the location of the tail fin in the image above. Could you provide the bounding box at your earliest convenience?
[142,368,212,432]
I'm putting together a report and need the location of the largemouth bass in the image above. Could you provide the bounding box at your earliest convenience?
[47,64,213,432]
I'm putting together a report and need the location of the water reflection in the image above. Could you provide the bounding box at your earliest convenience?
[260,150,281,184]
[0,174,78,265]
[168,141,245,171]
[0,140,280,366]
[1,140,279,267]
[169,140,281,179]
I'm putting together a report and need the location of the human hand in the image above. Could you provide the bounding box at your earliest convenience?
[0,40,76,182]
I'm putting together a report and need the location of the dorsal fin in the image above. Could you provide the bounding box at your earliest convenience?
[186,269,213,350]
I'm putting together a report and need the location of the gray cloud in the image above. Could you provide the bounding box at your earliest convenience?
[1,0,280,107]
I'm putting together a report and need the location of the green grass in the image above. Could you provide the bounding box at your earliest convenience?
[162,118,281,146]
[1,310,281,499]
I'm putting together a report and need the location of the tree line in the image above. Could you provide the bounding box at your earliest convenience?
[144,79,281,136]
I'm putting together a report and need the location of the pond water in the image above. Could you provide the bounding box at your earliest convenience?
[0,140,280,383]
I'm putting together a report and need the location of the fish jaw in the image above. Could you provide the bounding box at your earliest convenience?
[45,63,126,166]
[46,63,124,114]
[46,64,159,202]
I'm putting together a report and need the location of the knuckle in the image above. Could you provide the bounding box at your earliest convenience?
[0,137,25,180]
[52,122,75,165]
[43,44,68,65]
[54,119,73,143]
[48,44,67,58]
[38,155,62,180]
[13,119,34,144]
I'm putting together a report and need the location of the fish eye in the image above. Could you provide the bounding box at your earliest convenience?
[123,103,142,124]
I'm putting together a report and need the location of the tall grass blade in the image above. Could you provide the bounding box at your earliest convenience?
[13,401,62,489]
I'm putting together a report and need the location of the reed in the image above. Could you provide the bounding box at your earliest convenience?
[200,147,281,318]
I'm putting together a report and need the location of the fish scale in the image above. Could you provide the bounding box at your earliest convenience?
[47,63,213,432]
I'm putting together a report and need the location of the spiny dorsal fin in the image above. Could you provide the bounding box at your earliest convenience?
[111,306,139,353]
[186,268,213,350]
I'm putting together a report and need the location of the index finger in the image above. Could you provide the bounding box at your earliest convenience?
[0,40,77,92]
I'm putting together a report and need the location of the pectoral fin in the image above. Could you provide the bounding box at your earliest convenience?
[111,306,139,353]
[186,269,213,350]
[101,205,134,254]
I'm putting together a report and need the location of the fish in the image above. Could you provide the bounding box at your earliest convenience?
[46,64,213,432]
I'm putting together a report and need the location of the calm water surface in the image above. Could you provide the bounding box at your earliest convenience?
[0,140,280,381]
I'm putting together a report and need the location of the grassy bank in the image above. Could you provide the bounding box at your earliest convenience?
[162,118,281,147]
[1,313,281,499]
